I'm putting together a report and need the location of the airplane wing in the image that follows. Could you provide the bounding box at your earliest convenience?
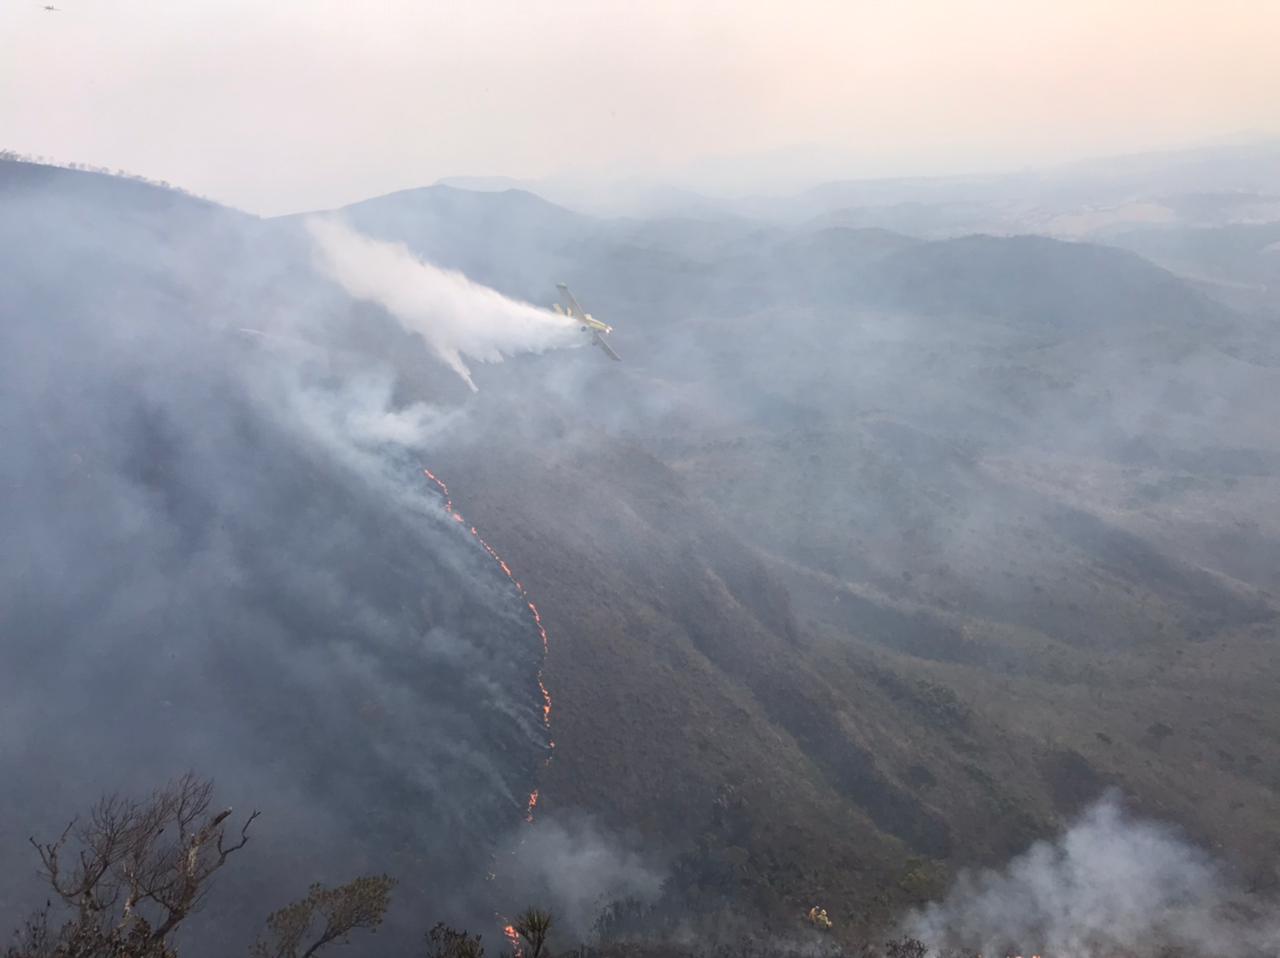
[556,282,586,320]
[593,330,622,361]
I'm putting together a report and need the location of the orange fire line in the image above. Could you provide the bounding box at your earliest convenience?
[422,466,554,826]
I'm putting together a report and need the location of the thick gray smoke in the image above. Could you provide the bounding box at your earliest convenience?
[904,798,1280,957]
[0,163,554,956]
[307,217,582,390]
[7,139,1280,958]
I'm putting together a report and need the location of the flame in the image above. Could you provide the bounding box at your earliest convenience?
[503,924,522,957]
[422,466,554,823]
[525,788,539,823]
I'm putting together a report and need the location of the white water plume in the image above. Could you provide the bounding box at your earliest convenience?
[307,217,582,390]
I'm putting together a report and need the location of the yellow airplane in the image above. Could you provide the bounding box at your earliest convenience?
[554,284,621,361]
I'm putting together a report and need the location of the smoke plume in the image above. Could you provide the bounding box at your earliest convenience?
[307,217,582,390]
[497,817,664,939]
[903,797,1279,957]
[0,168,558,956]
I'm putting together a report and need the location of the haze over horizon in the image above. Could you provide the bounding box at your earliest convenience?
[5,0,1279,215]
[6,2,1280,954]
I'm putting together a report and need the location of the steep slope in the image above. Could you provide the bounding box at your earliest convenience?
[396,200,1280,933]
[7,168,1280,950]
[428,408,1280,936]
[0,164,553,953]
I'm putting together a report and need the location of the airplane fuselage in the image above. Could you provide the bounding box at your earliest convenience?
[554,283,621,361]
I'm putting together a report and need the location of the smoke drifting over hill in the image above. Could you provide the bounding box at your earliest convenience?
[307,217,582,390]
[498,816,664,938]
[905,798,1280,957]
[0,162,558,954]
[5,140,1280,956]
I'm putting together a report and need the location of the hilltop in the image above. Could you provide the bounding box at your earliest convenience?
[2,155,1279,953]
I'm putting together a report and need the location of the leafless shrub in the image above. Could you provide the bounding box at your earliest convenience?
[424,920,486,958]
[9,773,257,956]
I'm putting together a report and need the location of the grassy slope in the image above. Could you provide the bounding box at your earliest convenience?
[409,220,1280,938]
[433,418,1280,941]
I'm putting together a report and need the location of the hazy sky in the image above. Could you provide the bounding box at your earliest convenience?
[4,0,1278,215]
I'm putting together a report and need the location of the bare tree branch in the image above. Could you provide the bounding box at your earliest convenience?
[17,774,258,952]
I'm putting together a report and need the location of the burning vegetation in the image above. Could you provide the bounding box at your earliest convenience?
[6,773,1269,958]
[423,466,555,824]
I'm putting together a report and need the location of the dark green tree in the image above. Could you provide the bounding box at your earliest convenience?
[512,908,552,958]
[251,875,396,958]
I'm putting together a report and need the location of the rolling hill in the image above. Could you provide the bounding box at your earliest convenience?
[3,158,1279,953]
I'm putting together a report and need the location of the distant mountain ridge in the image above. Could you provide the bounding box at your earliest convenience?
[4,152,1279,951]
